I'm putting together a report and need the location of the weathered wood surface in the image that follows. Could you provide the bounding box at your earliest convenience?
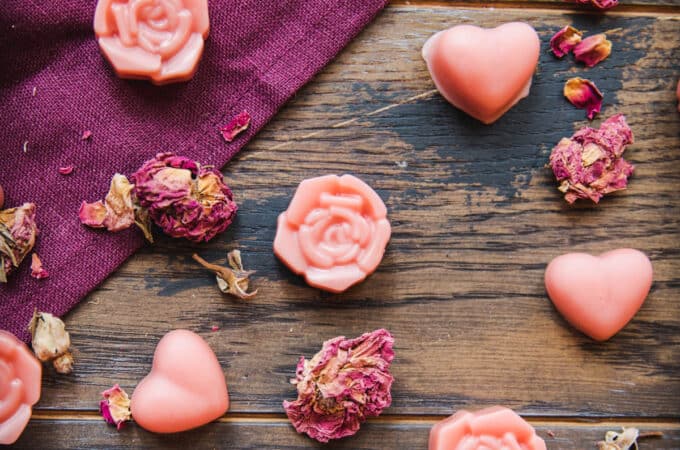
[11,1,680,449]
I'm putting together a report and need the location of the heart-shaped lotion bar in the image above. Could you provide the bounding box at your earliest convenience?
[131,330,229,433]
[545,249,653,341]
[422,22,540,124]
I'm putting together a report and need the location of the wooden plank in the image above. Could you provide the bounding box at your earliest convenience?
[30,4,680,422]
[393,0,680,10]
[9,418,680,449]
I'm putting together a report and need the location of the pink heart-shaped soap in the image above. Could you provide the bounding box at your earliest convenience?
[422,22,540,124]
[545,249,653,341]
[130,330,229,433]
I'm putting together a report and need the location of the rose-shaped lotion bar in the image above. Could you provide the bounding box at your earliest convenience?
[422,23,540,124]
[130,330,229,433]
[0,331,42,445]
[94,0,209,84]
[430,406,546,450]
[274,174,391,293]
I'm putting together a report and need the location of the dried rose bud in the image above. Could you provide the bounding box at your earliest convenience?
[30,253,49,279]
[0,202,38,283]
[192,250,257,299]
[79,174,153,242]
[283,329,394,443]
[574,34,612,67]
[100,384,132,430]
[549,114,634,203]
[220,111,251,142]
[131,153,237,242]
[550,26,583,58]
[58,166,74,175]
[564,77,603,119]
[28,310,74,374]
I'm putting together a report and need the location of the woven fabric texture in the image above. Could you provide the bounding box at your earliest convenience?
[0,0,388,341]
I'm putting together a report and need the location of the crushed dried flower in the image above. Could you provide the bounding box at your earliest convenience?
[576,0,619,9]
[193,250,257,299]
[564,77,603,119]
[574,34,612,67]
[550,25,583,58]
[597,427,663,450]
[0,203,38,283]
[220,111,251,142]
[81,130,92,140]
[549,114,634,204]
[283,329,394,443]
[28,310,74,374]
[30,253,48,279]
[100,384,132,430]
[58,166,74,175]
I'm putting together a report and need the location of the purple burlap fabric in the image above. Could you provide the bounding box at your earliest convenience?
[0,0,388,341]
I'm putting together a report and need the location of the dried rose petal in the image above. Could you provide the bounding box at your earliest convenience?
[550,26,583,58]
[100,384,132,430]
[574,34,612,67]
[81,130,92,140]
[30,253,48,279]
[131,153,237,242]
[220,111,251,142]
[283,329,394,443]
[564,77,603,119]
[28,310,74,374]
[193,250,257,299]
[58,166,74,175]
[576,0,619,9]
[0,203,38,283]
[79,174,136,233]
[549,114,634,203]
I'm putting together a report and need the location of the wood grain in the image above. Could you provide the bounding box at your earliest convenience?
[11,2,680,448]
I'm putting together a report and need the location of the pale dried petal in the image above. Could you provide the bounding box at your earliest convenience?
[0,203,39,283]
[28,310,72,373]
[100,384,132,430]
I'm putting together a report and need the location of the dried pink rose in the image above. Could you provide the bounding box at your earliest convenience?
[283,329,394,443]
[550,26,583,58]
[30,253,48,279]
[574,34,612,67]
[0,203,38,283]
[80,174,136,232]
[220,111,251,142]
[576,0,619,9]
[564,77,603,119]
[549,114,634,203]
[58,166,74,175]
[131,153,237,242]
[100,384,131,430]
[81,130,92,140]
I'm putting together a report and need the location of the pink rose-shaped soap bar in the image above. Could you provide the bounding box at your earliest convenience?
[273,174,391,293]
[0,331,42,445]
[94,0,210,84]
[429,406,546,450]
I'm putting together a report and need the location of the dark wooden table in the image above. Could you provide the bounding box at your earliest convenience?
[10,1,680,448]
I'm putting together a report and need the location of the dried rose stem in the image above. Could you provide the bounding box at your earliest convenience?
[638,431,664,439]
[192,253,234,280]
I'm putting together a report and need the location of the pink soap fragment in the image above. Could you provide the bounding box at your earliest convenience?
[549,114,634,203]
[273,174,391,293]
[545,249,652,341]
[429,406,546,450]
[422,22,540,124]
[93,0,210,85]
[0,330,42,445]
[130,330,229,433]
[220,111,251,142]
[283,329,394,443]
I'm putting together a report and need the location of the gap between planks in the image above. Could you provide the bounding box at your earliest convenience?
[30,411,680,427]
[389,1,680,16]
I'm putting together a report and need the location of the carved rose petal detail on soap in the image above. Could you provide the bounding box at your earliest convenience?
[429,406,546,450]
[273,174,391,293]
[94,0,210,84]
[0,331,42,445]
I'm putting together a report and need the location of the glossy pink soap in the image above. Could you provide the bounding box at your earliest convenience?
[422,23,540,124]
[429,406,546,450]
[130,329,228,433]
[0,330,42,445]
[545,249,653,341]
[94,0,210,85]
[273,174,391,293]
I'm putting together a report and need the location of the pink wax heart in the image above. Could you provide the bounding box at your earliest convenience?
[545,249,653,341]
[130,329,229,433]
[422,22,540,124]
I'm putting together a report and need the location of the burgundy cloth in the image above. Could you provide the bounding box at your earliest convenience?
[0,0,388,341]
